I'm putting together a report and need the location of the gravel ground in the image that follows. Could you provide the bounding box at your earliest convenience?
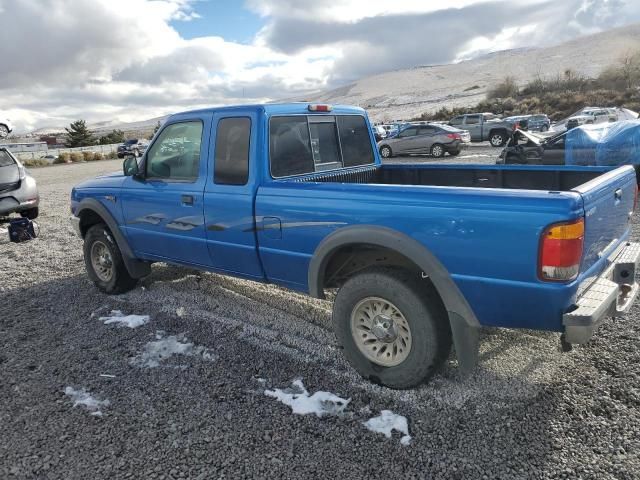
[1,149,640,479]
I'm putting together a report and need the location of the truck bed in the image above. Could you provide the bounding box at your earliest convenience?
[292,163,604,191]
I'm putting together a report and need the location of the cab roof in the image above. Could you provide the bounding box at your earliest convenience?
[170,103,366,119]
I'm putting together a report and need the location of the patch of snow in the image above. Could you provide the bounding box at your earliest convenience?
[264,380,350,417]
[64,387,110,416]
[99,310,150,328]
[130,332,215,368]
[176,307,186,317]
[364,410,411,445]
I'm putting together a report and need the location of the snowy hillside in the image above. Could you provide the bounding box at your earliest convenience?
[296,23,640,122]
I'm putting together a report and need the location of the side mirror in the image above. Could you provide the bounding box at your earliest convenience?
[123,155,140,177]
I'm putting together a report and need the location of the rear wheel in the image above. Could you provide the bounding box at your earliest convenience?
[489,132,507,147]
[379,145,393,158]
[430,143,445,158]
[84,224,138,294]
[333,267,451,389]
[20,207,39,220]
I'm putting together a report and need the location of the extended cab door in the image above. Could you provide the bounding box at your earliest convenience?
[120,115,212,266]
[203,110,264,279]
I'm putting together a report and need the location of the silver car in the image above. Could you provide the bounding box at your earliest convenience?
[0,148,39,219]
[377,123,470,158]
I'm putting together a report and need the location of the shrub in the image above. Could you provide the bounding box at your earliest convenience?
[70,152,83,163]
[22,158,49,167]
[93,152,105,161]
[487,76,519,99]
[82,151,95,162]
[106,151,118,159]
[53,156,67,164]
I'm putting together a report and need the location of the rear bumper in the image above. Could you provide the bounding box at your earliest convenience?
[563,241,640,344]
[0,177,39,215]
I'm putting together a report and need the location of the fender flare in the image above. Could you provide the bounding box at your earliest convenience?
[308,225,479,328]
[76,198,151,279]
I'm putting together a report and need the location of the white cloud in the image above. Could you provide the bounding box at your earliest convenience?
[0,0,637,132]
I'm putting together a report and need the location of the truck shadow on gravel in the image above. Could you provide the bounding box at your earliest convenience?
[0,269,575,479]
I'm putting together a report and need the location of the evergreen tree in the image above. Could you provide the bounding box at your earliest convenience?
[65,120,95,147]
[98,129,125,145]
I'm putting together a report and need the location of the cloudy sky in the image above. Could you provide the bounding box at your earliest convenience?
[0,0,638,132]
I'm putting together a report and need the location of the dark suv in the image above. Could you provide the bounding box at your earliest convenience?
[117,139,148,158]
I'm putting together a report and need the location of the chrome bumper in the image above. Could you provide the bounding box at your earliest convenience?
[69,215,82,237]
[563,242,640,344]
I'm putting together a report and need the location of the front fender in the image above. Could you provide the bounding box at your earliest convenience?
[76,198,151,279]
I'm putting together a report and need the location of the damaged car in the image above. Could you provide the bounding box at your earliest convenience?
[496,129,567,165]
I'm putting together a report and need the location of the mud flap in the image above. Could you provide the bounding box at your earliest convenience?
[449,312,480,374]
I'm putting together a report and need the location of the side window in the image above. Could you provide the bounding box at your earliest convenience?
[548,136,565,149]
[146,121,203,181]
[399,127,417,137]
[419,126,435,135]
[450,116,463,126]
[214,117,251,185]
[270,116,314,177]
[465,115,480,125]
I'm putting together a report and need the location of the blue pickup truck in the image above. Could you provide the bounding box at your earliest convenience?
[70,103,640,389]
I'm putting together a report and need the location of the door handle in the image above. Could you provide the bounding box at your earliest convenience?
[615,189,623,201]
[181,195,194,206]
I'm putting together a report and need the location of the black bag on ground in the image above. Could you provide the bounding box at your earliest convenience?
[8,218,39,243]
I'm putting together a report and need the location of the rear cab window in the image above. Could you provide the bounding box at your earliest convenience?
[270,115,374,178]
[0,150,15,167]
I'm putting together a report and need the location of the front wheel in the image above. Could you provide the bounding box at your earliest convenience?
[83,224,138,294]
[379,145,393,158]
[333,267,451,389]
[489,132,507,147]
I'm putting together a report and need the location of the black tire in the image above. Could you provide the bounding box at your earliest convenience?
[430,143,445,158]
[448,149,460,157]
[379,145,393,159]
[541,125,549,132]
[333,267,451,389]
[83,224,138,294]
[20,207,39,220]
[489,131,507,147]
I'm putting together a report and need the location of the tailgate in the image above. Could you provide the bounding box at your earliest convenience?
[574,166,637,274]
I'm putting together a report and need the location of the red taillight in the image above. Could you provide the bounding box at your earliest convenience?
[446,133,461,140]
[308,104,332,112]
[539,218,585,282]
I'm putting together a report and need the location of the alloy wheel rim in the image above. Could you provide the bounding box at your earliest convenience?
[433,145,443,156]
[90,241,114,282]
[350,296,412,367]
[381,147,390,158]
[491,135,502,146]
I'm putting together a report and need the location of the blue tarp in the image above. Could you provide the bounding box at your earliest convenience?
[565,120,640,166]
